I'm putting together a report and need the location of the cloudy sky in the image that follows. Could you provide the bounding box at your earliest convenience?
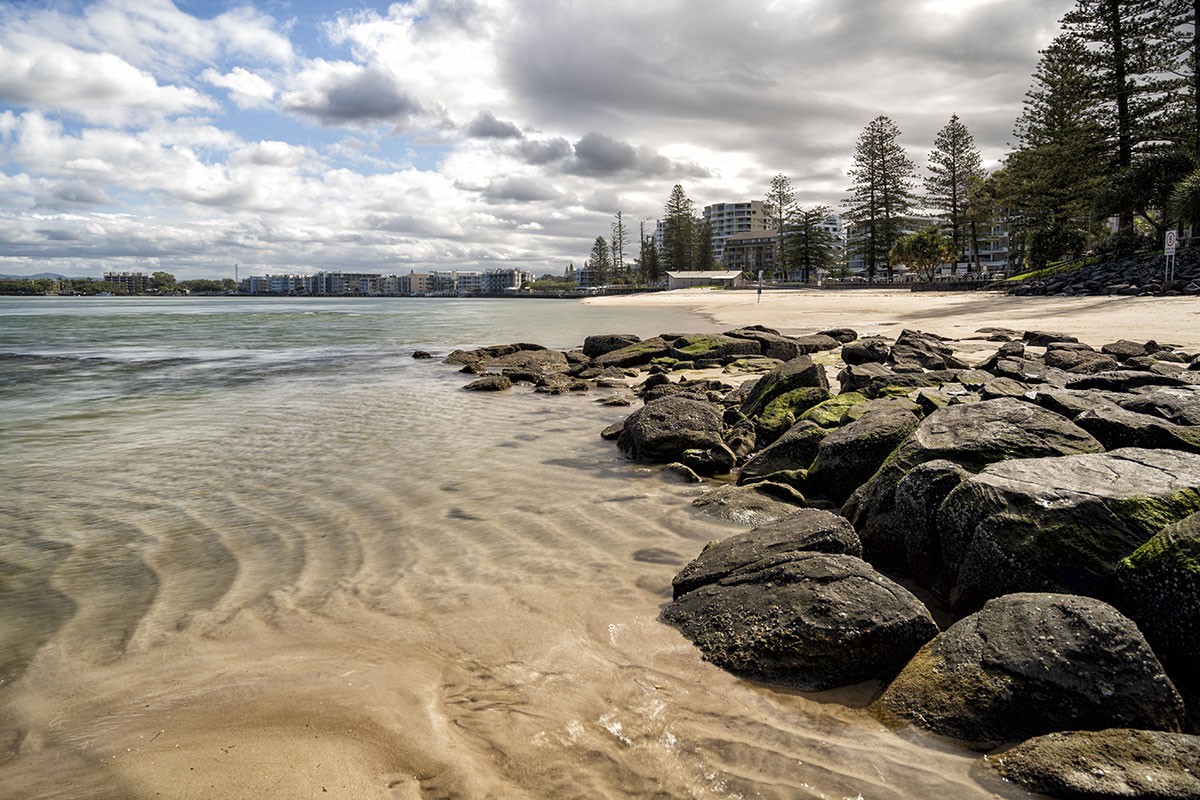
[0,0,1074,279]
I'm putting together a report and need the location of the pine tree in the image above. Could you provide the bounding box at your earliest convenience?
[586,236,611,286]
[763,174,797,276]
[610,211,628,282]
[639,233,661,284]
[696,218,716,270]
[662,184,696,272]
[925,115,984,275]
[784,206,837,282]
[844,115,917,282]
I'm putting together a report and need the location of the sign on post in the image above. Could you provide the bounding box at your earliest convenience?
[1165,230,1178,283]
[1165,230,1178,255]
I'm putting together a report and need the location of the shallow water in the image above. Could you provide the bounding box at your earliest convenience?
[0,297,1021,799]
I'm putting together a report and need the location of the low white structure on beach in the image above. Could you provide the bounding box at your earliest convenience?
[666,270,747,290]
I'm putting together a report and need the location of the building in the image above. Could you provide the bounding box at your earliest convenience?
[721,231,779,276]
[401,272,433,294]
[666,270,746,290]
[104,272,150,294]
[702,201,771,264]
[482,268,532,294]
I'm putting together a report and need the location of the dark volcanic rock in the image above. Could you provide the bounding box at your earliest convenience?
[1119,386,1200,425]
[805,407,921,506]
[845,398,1104,576]
[841,337,891,365]
[818,327,858,343]
[1075,404,1200,454]
[890,329,969,370]
[837,362,896,394]
[664,552,937,690]
[1024,330,1080,347]
[725,327,802,361]
[1067,370,1193,392]
[1044,345,1120,374]
[875,593,1185,749]
[691,482,807,526]
[671,508,862,599]
[937,448,1200,612]
[737,420,826,484]
[594,336,675,368]
[791,334,842,354]
[617,396,725,463]
[670,333,761,363]
[1113,511,1200,680]
[989,729,1200,800]
[739,356,829,419]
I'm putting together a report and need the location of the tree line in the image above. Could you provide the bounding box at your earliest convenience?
[583,1,1200,283]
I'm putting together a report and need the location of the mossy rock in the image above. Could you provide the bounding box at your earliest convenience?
[937,448,1200,613]
[799,391,870,428]
[737,420,827,485]
[756,386,831,445]
[593,336,675,368]
[669,333,760,363]
[1113,511,1200,681]
[725,356,786,374]
[805,406,921,506]
[740,356,828,419]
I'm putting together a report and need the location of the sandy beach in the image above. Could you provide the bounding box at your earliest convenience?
[587,287,1200,352]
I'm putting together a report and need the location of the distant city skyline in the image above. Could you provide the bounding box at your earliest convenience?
[1,0,1073,279]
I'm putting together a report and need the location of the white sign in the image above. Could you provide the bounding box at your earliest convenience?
[1165,230,1178,255]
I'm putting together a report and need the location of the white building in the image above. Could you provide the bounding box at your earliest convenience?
[702,201,771,263]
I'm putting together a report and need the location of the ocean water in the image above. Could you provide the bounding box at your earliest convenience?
[0,296,1012,799]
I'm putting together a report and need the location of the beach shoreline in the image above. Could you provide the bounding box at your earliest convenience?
[585,288,1200,351]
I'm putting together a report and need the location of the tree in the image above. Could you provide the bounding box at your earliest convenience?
[925,114,984,274]
[662,184,696,272]
[610,211,628,282]
[150,271,176,293]
[696,218,717,270]
[763,174,797,276]
[1003,33,1107,258]
[844,115,917,282]
[638,232,661,284]
[586,236,611,285]
[890,227,956,282]
[784,206,837,282]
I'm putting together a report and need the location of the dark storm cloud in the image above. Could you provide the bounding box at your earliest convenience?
[562,132,711,179]
[514,136,572,165]
[465,110,523,139]
[282,65,421,126]
[46,181,111,206]
[460,175,563,204]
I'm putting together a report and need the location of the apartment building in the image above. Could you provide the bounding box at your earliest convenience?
[702,201,771,263]
[103,272,150,294]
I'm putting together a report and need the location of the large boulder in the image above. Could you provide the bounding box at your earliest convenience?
[582,333,641,358]
[739,356,829,419]
[594,336,675,368]
[486,347,570,379]
[670,333,761,363]
[671,508,863,599]
[890,329,968,371]
[1112,511,1200,680]
[663,552,938,690]
[988,729,1200,800]
[836,362,897,394]
[1044,345,1120,374]
[1074,404,1200,454]
[844,398,1104,575]
[754,386,831,445]
[875,593,1185,749]
[617,396,725,463]
[805,407,921,506]
[725,327,802,361]
[841,337,891,365]
[691,482,807,526]
[937,448,1200,612]
[798,391,870,428]
[737,420,827,485]
[1119,386,1200,426]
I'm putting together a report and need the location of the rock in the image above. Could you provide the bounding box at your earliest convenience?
[1119,387,1200,426]
[892,460,972,587]
[845,398,1104,575]
[412,350,433,359]
[806,407,921,506]
[978,376,1030,399]
[740,356,829,419]
[791,334,842,354]
[974,327,1022,342]
[671,508,863,598]
[1100,339,1152,362]
[737,420,827,485]
[582,333,641,358]
[841,337,892,365]
[875,593,1185,749]
[600,419,625,440]
[486,348,570,378]
[1024,330,1080,347]
[681,443,737,476]
[1028,388,1133,419]
[594,336,675,368]
[670,333,761,363]
[989,729,1200,800]
[818,327,859,343]
[463,374,512,391]
[617,396,725,463]
[724,356,785,373]
[535,373,588,395]
[1067,370,1193,392]
[868,369,962,397]
[725,328,801,361]
[890,329,969,370]
[1075,405,1200,454]
[664,462,703,483]
[1113,511,1200,680]
[837,362,896,394]
[975,340,1025,373]
[691,482,807,526]
[1044,346,1121,374]
[937,448,1200,612]
[664,552,937,690]
[798,391,870,428]
[755,386,831,445]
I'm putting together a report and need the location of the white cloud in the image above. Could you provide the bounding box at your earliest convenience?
[202,67,276,109]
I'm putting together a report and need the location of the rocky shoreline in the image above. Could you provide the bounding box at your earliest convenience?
[437,326,1200,799]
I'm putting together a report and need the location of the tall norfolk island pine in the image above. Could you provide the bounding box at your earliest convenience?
[763,174,798,277]
[925,115,984,275]
[662,184,697,272]
[845,115,917,283]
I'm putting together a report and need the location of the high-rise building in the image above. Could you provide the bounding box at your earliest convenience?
[702,201,771,263]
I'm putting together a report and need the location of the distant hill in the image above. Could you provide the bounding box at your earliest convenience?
[0,273,70,280]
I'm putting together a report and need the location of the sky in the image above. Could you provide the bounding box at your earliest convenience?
[0,0,1075,280]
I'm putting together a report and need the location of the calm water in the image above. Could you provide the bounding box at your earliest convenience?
[0,296,1014,799]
